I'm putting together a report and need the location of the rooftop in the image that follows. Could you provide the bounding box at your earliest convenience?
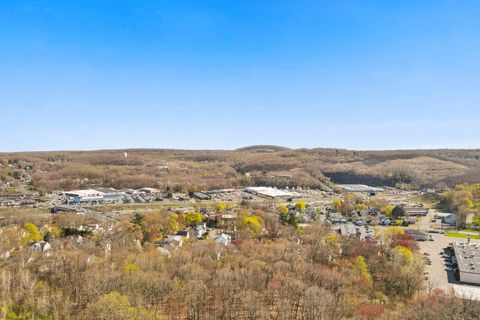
[338,184,384,193]
[64,189,105,198]
[244,187,294,198]
[340,223,358,237]
[453,242,480,275]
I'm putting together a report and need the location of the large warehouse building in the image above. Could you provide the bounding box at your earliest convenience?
[453,242,480,285]
[338,184,384,194]
[244,187,299,199]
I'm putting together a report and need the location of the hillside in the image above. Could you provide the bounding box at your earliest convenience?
[1,146,480,193]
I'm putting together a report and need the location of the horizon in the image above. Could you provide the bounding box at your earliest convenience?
[1,1,480,151]
[1,144,480,154]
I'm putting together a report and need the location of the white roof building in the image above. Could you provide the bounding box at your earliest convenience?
[214,233,231,246]
[244,187,297,199]
[338,184,384,193]
[30,241,51,253]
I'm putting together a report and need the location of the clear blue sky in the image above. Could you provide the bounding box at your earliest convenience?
[1,1,479,151]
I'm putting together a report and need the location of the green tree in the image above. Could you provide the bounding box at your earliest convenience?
[165,186,173,199]
[131,213,145,229]
[184,212,203,227]
[22,223,41,244]
[288,211,299,228]
[392,205,406,219]
[43,231,54,243]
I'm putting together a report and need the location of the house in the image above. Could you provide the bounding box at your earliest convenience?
[381,218,392,226]
[339,223,358,237]
[79,224,101,232]
[194,192,211,200]
[30,241,51,253]
[328,213,347,224]
[176,230,190,238]
[442,213,457,226]
[405,207,429,217]
[194,223,207,238]
[164,236,184,247]
[214,233,231,246]
[403,217,417,225]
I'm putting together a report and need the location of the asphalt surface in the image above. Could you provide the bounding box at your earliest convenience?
[418,233,480,292]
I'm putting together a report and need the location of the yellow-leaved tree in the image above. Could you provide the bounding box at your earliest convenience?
[295,201,306,211]
[278,205,289,215]
[380,205,395,217]
[332,198,343,212]
[22,223,41,245]
[184,212,202,227]
[393,245,413,264]
[354,255,372,283]
[241,216,263,235]
[215,202,226,212]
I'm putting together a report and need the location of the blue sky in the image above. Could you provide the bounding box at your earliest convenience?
[1,1,479,151]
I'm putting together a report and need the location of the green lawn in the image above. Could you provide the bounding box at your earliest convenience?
[444,232,480,239]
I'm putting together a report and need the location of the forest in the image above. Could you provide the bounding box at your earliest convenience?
[2,146,480,194]
[1,203,480,320]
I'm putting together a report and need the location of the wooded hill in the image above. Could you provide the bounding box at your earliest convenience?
[1,146,480,192]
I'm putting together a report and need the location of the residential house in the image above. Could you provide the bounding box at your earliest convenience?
[164,235,183,248]
[30,241,51,253]
[194,223,207,238]
[214,233,231,246]
[176,230,190,238]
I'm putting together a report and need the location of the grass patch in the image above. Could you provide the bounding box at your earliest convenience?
[92,201,239,213]
[444,232,480,239]
[0,207,50,216]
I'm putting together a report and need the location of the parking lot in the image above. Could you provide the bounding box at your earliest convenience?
[418,233,480,292]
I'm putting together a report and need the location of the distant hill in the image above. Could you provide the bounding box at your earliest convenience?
[235,145,291,152]
[1,147,479,192]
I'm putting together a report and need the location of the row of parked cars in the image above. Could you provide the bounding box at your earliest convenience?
[442,246,460,280]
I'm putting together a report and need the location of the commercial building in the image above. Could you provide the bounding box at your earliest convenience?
[453,242,480,285]
[338,184,384,194]
[244,187,299,199]
[64,189,105,204]
[194,192,211,200]
[64,189,123,205]
[405,207,429,217]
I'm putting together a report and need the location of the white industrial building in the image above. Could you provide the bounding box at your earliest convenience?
[244,187,300,199]
[64,189,123,205]
[338,184,384,193]
[453,242,480,285]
